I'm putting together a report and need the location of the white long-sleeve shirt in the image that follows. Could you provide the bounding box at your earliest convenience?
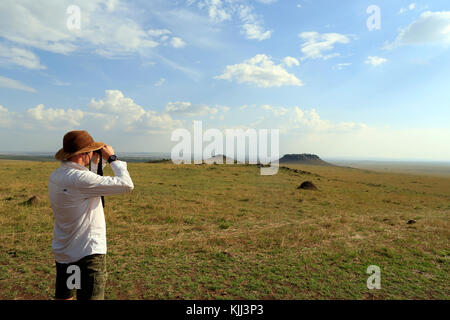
[48,160,134,263]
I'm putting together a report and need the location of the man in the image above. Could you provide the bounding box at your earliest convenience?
[49,130,134,300]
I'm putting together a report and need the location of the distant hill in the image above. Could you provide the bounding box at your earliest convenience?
[279,154,332,166]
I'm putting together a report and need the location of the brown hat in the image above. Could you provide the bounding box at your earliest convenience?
[55,130,105,161]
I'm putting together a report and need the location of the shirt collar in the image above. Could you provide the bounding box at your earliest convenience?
[61,160,89,171]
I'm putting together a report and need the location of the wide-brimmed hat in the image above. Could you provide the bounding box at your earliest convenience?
[55,130,105,161]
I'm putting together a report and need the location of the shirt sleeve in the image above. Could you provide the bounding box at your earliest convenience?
[77,160,134,198]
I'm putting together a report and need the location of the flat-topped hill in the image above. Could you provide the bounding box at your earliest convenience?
[279,154,332,166]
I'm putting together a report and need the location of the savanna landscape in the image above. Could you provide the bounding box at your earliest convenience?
[0,158,448,300]
[2,0,450,305]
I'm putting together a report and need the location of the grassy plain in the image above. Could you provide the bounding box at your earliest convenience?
[0,160,448,299]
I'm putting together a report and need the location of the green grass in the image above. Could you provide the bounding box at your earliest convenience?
[0,160,448,299]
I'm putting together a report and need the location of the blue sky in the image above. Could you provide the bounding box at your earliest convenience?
[0,0,449,160]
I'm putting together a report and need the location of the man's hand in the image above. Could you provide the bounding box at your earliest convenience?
[101,145,115,160]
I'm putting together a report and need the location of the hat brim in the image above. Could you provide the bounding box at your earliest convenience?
[55,141,105,161]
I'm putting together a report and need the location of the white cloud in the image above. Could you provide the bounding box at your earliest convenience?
[89,22,159,57]
[192,0,272,41]
[399,3,416,14]
[165,101,191,113]
[0,44,46,70]
[0,105,13,128]
[0,90,180,133]
[0,90,185,132]
[155,6,226,53]
[387,11,450,48]
[241,23,272,41]
[283,56,300,67]
[86,90,184,132]
[215,54,303,88]
[138,111,183,132]
[237,4,272,41]
[261,104,289,116]
[299,32,351,60]
[0,75,36,92]
[0,0,76,54]
[365,56,387,66]
[199,0,232,23]
[148,29,172,37]
[0,0,164,59]
[26,104,84,128]
[228,105,369,140]
[89,90,182,132]
[147,29,186,50]
[292,107,367,132]
[335,62,352,70]
[89,90,145,119]
[154,78,166,87]
[171,37,186,48]
[165,101,219,117]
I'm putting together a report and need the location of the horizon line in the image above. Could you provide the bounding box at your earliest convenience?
[0,151,449,163]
